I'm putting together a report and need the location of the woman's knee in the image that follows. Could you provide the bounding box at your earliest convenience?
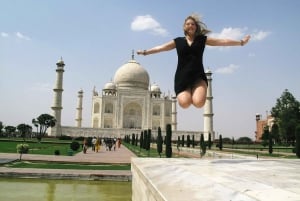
[192,99,206,108]
[177,91,192,108]
[178,99,192,108]
[192,81,207,108]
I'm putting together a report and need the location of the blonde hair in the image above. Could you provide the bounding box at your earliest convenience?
[183,14,211,36]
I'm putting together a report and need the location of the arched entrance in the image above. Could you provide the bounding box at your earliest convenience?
[123,102,142,129]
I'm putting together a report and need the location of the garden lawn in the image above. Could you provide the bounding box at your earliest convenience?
[3,161,131,170]
[0,140,82,156]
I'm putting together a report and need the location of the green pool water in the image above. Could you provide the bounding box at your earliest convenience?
[0,178,131,201]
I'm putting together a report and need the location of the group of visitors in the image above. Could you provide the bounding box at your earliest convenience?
[82,137,122,154]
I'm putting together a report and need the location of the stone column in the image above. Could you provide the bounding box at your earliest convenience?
[203,69,214,140]
[75,89,83,128]
[51,58,65,136]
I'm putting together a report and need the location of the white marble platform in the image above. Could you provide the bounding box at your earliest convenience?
[131,158,300,201]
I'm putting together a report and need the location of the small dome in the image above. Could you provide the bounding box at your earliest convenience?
[150,83,161,92]
[103,81,116,90]
[114,59,149,90]
[205,69,212,74]
[56,57,65,66]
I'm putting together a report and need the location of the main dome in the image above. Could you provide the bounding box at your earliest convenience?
[114,59,149,90]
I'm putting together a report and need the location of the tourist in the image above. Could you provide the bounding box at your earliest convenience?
[95,137,100,152]
[137,14,250,109]
[92,136,97,152]
[117,138,121,148]
[83,138,88,154]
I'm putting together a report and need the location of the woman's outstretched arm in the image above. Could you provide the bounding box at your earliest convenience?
[206,35,250,46]
[137,40,176,56]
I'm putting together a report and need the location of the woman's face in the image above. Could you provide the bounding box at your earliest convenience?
[184,18,197,35]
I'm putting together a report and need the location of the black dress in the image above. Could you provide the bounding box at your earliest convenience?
[174,35,208,95]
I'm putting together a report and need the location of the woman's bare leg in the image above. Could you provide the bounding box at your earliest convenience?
[191,80,207,108]
[177,89,192,108]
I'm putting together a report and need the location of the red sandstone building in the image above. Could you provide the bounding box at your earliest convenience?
[255,114,275,142]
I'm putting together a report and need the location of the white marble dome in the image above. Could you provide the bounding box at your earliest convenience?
[103,81,116,90]
[150,83,161,92]
[114,59,149,90]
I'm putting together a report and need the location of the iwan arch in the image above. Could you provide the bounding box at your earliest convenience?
[49,54,214,141]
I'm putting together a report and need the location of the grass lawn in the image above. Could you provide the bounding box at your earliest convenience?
[3,161,131,170]
[0,138,130,170]
[124,142,164,158]
[122,142,190,158]
[0,138,82,156]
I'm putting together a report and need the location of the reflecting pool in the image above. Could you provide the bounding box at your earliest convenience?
[0,178,131,201]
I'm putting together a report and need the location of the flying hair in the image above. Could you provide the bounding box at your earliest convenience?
[183,13,211,36]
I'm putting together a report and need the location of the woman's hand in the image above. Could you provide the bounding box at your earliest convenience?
[136,50,145,55]
[241,35,251,46]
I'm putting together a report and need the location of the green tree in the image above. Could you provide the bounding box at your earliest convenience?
[192,135,195,148]
[140,131,143,149]
[208,133,212,149]
[222,137,232,144]
[200,133,206,157]
[261,126,269,147]
[17,123,32,141]
[236,137,253,144]
[0,121,3,136]
[131,133,135,145]
[268,131,273,154]
[165,124,172,158]
[295,125,300,158]
[143,130,147,149]
[271,89,300,145]
[187,135,191,147]
[32,114,56,142]
[135,135,138,146]
[4,125,16,137]
[271,123,280,144]
[219,134,223,151]
[147,129,151,151]
[157,127,163,157]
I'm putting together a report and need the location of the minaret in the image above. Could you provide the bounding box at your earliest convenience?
[75,89,83,128]
[203,69,214,140]
[51,58,65,136]
[171,96,177,131]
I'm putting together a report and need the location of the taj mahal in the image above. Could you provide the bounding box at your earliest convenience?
[49,53,214,141]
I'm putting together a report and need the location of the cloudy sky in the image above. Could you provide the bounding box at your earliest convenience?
[1,0,299,139]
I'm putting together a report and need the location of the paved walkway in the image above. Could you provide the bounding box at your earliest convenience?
[0,145,136,164]
[0,145,136,181]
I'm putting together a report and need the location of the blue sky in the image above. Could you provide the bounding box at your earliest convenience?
[1,0,299,139]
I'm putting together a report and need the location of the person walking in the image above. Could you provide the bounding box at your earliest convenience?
[95,137,100,153]
[92,136,97,152]
[137,14,250,109]
[82,138,88,154]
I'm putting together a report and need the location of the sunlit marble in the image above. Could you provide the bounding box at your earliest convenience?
[131,158,300,201]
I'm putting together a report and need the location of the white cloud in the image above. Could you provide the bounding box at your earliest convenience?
[208,27,247,50]
[131,15,169,36]
[251,30,271,41]
[15,32,31,40]
[215,64,239,74]
[209,27,247,40]
[1,32,9,37]
[210,27,270,41]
